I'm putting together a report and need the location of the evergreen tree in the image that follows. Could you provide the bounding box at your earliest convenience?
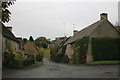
[23,38,28,44]
[29,36,34,41]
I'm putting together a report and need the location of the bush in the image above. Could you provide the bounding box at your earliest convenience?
[55,52,64,63]
[61,55,69,63]
[23,59,34,66]
[23,54,35,66]
[70,37,89,64]
[50,43,67,63]
[50,52,64,63]
[36,48,44,62]
[3,50,23,68]
[74,37,89,55]
[92,37,120,61]
[36,53,43,62]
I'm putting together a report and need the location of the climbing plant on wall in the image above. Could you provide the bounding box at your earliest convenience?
[71,37,89,64]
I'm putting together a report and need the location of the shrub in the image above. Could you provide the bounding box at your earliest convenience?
[92,37,120,61]
[3,50,23,68]
[23,54,35,66]
[54,52,64,63]
[50,43,66,63]
[71,37,89,64]
[61,55,69,63]
[74,37,89,55]
[80,53,86,64]
[50,52,64,63]
[51,53,64,63]
[36,48,44,62]
[36,53,44,62]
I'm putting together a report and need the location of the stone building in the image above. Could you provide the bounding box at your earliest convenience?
[2,23,25,61]
[64,13,120,63]
[2,23,21,53]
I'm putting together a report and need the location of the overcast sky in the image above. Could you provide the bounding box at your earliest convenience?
[5,0,119,40]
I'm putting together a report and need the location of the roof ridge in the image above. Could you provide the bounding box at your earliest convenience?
[64,19,110,45]
[2,23,19,43]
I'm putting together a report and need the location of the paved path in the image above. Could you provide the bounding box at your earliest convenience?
[3,58,119,78]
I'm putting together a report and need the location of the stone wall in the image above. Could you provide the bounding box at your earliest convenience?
[2,37,20,53]
[86,38,93,63]
[65,44,73,59]
[90,20,120,38]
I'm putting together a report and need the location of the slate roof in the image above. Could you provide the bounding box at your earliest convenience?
[2,23,19,43]
[64,19,120,45]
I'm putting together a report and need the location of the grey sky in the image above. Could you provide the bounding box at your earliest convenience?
[5,0,119,40]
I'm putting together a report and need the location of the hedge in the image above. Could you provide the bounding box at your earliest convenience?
[92,37,120,61]
[50,52,64,63]
[23,54,35,66]
[3,50,23,68]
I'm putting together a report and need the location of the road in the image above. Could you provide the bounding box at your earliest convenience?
[3,58,119,78]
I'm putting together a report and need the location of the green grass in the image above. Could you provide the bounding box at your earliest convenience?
[22,62,43,69]
[87,60,120,64]
[43,48,51,59]
[3,62,43,70]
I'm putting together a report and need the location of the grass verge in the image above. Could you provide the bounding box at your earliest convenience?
[86,60,120,65]
[3,62,43,70]
[23,62,43,69]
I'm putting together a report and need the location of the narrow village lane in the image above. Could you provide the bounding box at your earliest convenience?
[3,58,119,78]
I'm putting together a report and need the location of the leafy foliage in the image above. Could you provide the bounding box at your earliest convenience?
[92,37,120,61]
[71,37,89,64]
[1,1,14,23]
[5,39,12,51]
[50,52,64,63]
[24,41,37,54]
[61,55,69,63]
[36,48,44,62]
[35,37,50,48]
[29,36,34,41]
[3,50,23,68]
[23,54,35,66]
[74,37,89,55]
[22,38,28,44]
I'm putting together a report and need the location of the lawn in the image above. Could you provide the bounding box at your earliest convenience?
[43,48,51,59]
[22,62,43,69]
[87,60,120,64]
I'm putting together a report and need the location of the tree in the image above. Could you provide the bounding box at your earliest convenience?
[29,36,34,41]
[1,1,14,23]
[24,42,37,55]
[35,37,49,48]
[23,38,28,44]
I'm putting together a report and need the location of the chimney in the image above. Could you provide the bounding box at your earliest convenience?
[100,13,108,20]
[73,30,78,36]
[16,37,22,43]
[6,26,12,32]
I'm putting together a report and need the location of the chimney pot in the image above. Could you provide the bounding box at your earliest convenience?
[73,30,78,36]
[100,13,108,20]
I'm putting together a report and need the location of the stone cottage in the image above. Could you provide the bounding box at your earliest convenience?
[2,23,23,56]
[64,13,120,63]
[2,23,19,52]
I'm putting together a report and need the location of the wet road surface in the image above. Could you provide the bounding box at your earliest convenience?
[3,58,119,78]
